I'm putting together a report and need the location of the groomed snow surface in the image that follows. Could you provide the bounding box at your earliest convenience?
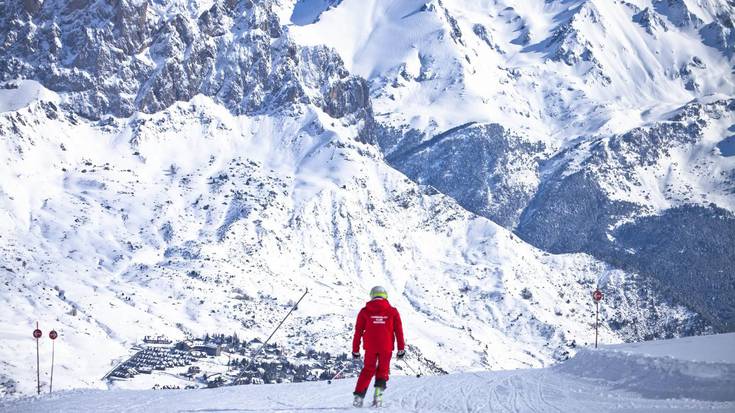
[4,333,734,412]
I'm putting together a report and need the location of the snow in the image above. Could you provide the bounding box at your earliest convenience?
[3,333,734,412]
[602,332,735,364]
[289,0,734,147]
[0,94,696,397]
[1,0,733,402]
[0,80,58,113]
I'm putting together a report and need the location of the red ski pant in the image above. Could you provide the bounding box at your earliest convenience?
[354,350,392,395]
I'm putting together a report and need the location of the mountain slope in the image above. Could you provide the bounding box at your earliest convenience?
[290,0,734,138]
[0,82,703,395]
[517,98,735,330]
[289,0,735,330]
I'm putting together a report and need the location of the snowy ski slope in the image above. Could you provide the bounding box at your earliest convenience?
[3,333,734,412]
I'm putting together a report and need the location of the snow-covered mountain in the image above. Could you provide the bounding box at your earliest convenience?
[289,0,735,330]
[0,0,730,397]
[1,80,701,395]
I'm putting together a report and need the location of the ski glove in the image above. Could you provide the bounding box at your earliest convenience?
[352,352,361,359]
[396,350,405,359]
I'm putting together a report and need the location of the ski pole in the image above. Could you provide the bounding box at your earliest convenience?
[402,358,421,378]
[233,289,308,384]
[327,363,351,384]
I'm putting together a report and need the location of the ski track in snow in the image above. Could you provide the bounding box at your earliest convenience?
[6,333,734,412]
[2,334,735,412]
[3,368,733,412]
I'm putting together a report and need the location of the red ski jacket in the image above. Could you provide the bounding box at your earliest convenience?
[352,298,405,353]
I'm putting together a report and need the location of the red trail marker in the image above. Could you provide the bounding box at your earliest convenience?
[592,289,604,348]
[33,322,42,395]
[49,330,58,393]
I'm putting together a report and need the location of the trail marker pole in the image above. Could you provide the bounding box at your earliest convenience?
[49,330,58,393]
[592,289,604,349]
[33,322,42,395]
[595,301,599,348]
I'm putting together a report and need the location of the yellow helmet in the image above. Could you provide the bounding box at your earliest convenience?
[370,286,387,299]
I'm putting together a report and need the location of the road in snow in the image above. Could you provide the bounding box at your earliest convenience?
[3,334,734,412]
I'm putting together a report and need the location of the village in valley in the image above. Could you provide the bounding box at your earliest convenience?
[104,334,363,390]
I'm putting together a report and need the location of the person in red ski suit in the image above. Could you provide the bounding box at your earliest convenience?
[352,286,405,399]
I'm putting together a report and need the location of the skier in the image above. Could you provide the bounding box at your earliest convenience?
[351,286,405,407]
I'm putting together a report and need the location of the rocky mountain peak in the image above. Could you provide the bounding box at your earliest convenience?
[0,0,374,143]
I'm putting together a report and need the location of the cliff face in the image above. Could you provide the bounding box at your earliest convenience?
[0,0,374,143]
